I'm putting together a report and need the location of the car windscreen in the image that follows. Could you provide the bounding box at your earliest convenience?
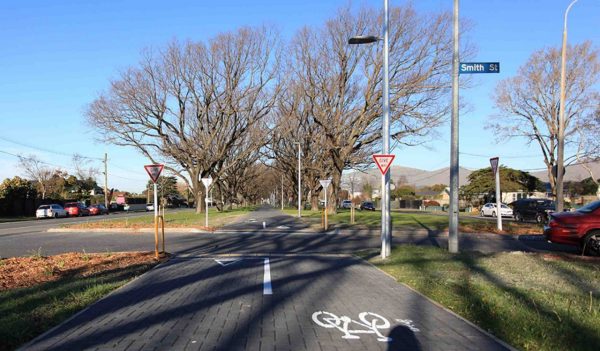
[577,201,600,213]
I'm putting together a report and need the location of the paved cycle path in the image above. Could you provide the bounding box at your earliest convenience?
[22,254,513,351]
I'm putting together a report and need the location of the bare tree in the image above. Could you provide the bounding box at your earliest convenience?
[275,5,458,212]
[72,154,99,181]
[489,42,600,195]
[87,26,281,213]
[575,110,600,198]
[17,155,52,199]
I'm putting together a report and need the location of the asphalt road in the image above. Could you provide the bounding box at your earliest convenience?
[0,207,578,258]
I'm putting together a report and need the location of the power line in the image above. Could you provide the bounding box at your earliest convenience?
[0,135,103,161]
[460,151,540,159]
[0,148,146,181]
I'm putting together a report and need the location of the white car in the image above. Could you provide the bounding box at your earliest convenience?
[480,203,513,218]
[36,204,68,219]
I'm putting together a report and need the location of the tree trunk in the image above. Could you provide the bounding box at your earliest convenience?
[328,169,343,215]
[195,187,205,214]
[310,190,319,211]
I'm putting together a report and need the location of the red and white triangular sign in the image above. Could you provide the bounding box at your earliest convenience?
[373,154,395,176]
[490,157,499,176]
[144,164,164,183]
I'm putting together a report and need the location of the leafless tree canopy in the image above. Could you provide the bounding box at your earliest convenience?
[271,5,457,210]
[489,42,600,193]
[87,26,281,211]
[18,155,52,199]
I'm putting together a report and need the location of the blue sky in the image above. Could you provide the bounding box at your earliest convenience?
[0,0,598,192]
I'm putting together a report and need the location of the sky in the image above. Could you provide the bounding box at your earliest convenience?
[0,0,599,193]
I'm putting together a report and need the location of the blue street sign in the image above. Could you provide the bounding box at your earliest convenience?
[459,62,500,74]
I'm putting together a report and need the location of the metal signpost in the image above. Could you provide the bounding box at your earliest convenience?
[490,157,502,231]
[144,164,164,259]
[201,177,213,228]
[373,154,395,258]
[449,44,501,253]
[319,179,331,231]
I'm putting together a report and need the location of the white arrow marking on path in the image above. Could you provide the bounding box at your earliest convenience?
[214,258,243,267]
[277,225,290,229]
[263,258,272,295]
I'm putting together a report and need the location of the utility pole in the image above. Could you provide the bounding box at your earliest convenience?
[448,0,460,253]
[103,153,109,208]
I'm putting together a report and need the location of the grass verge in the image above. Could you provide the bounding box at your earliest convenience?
[284,208,542,234]
[359,245,600,351]
[61,206,256,230]
[0,252,159,351]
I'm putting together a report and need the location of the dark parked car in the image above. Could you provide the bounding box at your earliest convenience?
[360,201,376,211]
[88,204,109,215]
[64,202,90,217]
[544,200,600,256]
[510,198,555,223]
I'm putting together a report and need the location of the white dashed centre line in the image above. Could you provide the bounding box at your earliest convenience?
[263,258,272,295]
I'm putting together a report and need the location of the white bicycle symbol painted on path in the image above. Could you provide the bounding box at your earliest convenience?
[312,311,419,342]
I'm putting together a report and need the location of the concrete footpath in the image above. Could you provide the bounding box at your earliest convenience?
[21,254,514,351]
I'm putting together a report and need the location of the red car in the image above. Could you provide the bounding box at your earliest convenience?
[63,202,90,217]
[88,204,109,216]
[544,200,600,256]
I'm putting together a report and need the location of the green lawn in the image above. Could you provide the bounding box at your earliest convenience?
[360,246,600,351]
[284,208,542,234]
[62,206,256,229]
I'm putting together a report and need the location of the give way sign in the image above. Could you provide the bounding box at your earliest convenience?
[144,164,164,183]
[373,154,395,176]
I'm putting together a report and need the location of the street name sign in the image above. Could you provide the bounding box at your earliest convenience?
[319,179,332,189]
[490,157,499,176]
[373,154,395,176]
[144,164,164,183]
[459,62,500,74]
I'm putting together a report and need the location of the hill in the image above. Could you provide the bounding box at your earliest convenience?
[531,161,600,182]
[347,165,472,189]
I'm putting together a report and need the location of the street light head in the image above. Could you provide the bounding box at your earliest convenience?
[348,35,381,45]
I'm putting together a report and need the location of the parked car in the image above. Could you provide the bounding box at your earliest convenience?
[63,202,90,217]
[340,200,352,209]
[510,198,555,223]
[480,203,513,218]
[88,204,109,215]
[146,203,154,212]
[36,204,68,219]
[360,201,376,211]
[544,200,600,256]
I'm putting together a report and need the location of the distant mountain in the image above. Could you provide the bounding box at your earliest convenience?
[531,161,600,182]
[348,165,472,189]
[344,161,600,192]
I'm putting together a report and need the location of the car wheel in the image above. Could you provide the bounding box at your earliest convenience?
[535,213,544,224]
[514,212,523,222]
[480,211,485,217]
[582,231,600,256]
[54,213,58,218]
[492,211,496,218]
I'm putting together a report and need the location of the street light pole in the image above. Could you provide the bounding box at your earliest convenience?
[448,0,460,253]
[348,0,391,259]
[557,0,579,213]
[296,142,302,217]
[381,0,391,259]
